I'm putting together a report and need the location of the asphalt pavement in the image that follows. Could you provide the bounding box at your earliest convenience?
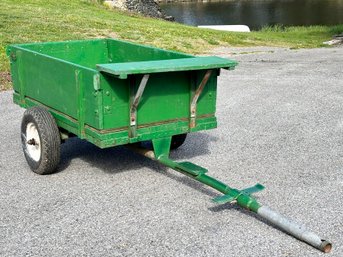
[1,46,342,256]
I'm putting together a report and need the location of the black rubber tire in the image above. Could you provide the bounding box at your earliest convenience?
[170,133,187,150]
[21,106,61,175]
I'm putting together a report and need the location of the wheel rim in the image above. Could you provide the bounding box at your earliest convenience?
[25,122,41,162]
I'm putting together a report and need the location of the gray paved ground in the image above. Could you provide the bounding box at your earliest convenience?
[1,46,343,256]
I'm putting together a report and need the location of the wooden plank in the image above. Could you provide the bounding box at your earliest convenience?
[96,57,237,79]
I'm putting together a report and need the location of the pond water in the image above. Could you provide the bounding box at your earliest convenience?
[160,0,343,30]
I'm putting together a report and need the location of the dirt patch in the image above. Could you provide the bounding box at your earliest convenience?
[0,71,12,91]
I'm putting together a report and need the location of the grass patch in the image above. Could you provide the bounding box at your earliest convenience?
[1,0,342,90]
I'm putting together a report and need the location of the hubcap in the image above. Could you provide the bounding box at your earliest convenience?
[26,122,41,161]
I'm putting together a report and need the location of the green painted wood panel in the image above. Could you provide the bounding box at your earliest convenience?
[21,39,109,69]
[12,48,80,118]
[97,57,237,78]
[101,74,130,129]
[135,72,190,125]
[106,39,192,63]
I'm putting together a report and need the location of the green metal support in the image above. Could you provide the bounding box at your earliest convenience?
[128,137,332,253]
[152,137,263,212]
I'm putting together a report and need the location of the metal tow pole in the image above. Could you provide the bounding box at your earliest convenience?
[127,137,332,253]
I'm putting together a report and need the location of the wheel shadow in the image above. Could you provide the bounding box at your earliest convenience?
[59,135,301,248]
[58,133,273,227]
[58,137,145,174]
[58,132,219,198]
[59,132,217,173]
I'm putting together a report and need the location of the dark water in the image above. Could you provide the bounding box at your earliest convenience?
[160,0,343,30]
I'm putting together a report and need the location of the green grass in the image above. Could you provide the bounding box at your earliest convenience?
[1,0,342,90]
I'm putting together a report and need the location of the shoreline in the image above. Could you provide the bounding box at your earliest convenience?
[156,0,229,2]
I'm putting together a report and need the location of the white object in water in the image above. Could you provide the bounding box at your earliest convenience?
[198,25,251,32]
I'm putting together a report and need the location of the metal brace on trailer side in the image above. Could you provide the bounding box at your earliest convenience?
[190,70,213,128]
[129,74,150,138]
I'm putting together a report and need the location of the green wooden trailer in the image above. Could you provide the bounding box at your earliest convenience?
[8,39,236,151]
[7,39,331,252]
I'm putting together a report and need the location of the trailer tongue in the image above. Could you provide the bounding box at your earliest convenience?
[129,137,332,253]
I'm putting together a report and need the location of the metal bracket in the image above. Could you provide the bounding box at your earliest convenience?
[152,137,208,177]
[212,183,265,204]
[190,70,213,128]
[93,74,100,91]
[129,74,150,138]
